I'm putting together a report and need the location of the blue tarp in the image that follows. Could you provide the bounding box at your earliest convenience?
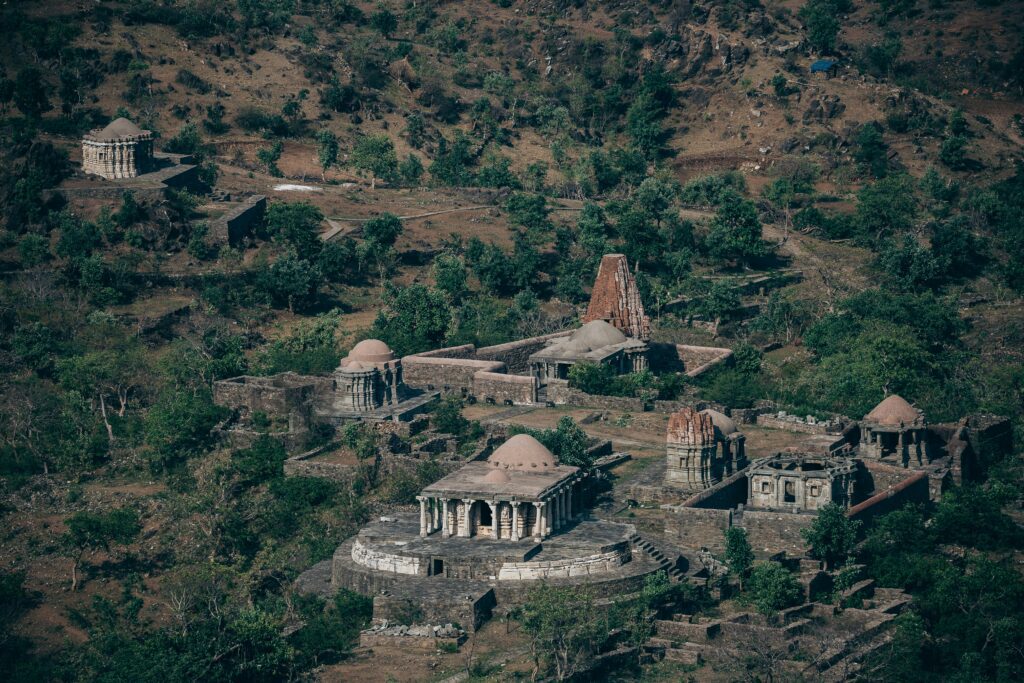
[811,59,838,72]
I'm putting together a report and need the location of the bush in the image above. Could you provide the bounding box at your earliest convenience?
[745,562,803,615]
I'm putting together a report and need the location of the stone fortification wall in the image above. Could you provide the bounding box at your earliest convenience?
[351,539,424,576]
[210,194,266,245]
[475,331,572,373]
[496,544,629,580]
[664,506,732,554]
[402,354,505,392]
[965,414,1013,465]
[847,471,929,527]
[472,371,536,405]
[734,510,816,557]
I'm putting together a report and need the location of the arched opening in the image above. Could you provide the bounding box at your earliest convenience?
[784,480,796,503]
[479,503,493,537]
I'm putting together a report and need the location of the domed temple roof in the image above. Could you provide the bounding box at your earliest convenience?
[488,434,557,470]
[865,394,922,426]
[570,320,628,349]
[701,409,738,436]
[346,339,395,363]
[93,117,147,140]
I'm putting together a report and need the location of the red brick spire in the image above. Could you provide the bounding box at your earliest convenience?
[582,254,651,341]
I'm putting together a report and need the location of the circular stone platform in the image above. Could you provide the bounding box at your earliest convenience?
[330,512,665,604]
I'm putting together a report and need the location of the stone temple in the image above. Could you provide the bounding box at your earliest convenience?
[417,434,585,541]
[81,118,154,180]
[321,434,671,629]
[527,319,649,382]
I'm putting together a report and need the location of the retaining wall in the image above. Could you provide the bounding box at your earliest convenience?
[472,371,536,405]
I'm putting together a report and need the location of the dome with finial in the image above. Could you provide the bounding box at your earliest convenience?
[864,394,923,426]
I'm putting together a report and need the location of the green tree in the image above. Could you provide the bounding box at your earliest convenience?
[315,129,339,181]
[800,0,842,54]
[257,141,283,177]
[746,561,803,616]
[724,527,755,590]
[264,201,324,260]
[854,174,918,244]
[801,502,862,569]
[404,112,426,149]
[369,9,397,37]
[370,284,452,356]
[64,508,141,590]
[854,122,889,178]
[521,583,605,681]
[144,389,227,472]
[260,249,322,312]
[431,253,468,302]
[351,134,398,189]
[706,191,767,266]
[13,67,50,119]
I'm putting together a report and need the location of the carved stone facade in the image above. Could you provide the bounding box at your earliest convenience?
[583,254,652,341]
[747,454,857,512]
[327,339,406,413]
[666,408,719,491]
[82,118,154,179]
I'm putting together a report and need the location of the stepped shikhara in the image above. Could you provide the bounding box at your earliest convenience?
[583,254,652,341]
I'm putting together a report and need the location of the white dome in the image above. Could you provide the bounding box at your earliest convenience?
[488,434,557,470]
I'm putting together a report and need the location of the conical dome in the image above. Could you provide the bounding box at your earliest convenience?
[865,395,922,426]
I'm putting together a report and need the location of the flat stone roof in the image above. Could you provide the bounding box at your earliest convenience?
[420,461,578,501]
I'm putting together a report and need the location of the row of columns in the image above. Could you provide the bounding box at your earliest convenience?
[417,483,580,542]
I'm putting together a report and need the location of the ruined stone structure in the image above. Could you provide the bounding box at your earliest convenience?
[214,339,436,447]
[528,320,649,382]
[82,118,154,179]
[583,254,651,340]
[858,394,928,465]
[315,434,672,626]
[666,408,718,491]
[747,454,856,512]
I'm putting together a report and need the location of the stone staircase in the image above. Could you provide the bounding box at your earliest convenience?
[628,532,686,581]
[535,386,549,405]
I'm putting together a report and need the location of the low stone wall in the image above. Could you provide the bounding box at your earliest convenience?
[664,506,732,554]
[472,371,536,405]
[352,539,423,576]
[359,630,463,651]
[546,381,648,412]
[496,545,629,580]
[213,373,315,416]
[373,589,494,633]
[210,194,266,245]
[735,510,816,557]
[757,414,846,435]
[475,331,572,373]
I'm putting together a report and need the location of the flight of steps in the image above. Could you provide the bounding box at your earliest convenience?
[628,532,686,581]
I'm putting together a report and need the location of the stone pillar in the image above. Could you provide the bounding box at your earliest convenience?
[565,485,573,521]
[486,500,499,539]
[460,499,474,537]
[510,501,521,541]
[418,497,428,537]
[441,498,450,537]
[533,502,545,540]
